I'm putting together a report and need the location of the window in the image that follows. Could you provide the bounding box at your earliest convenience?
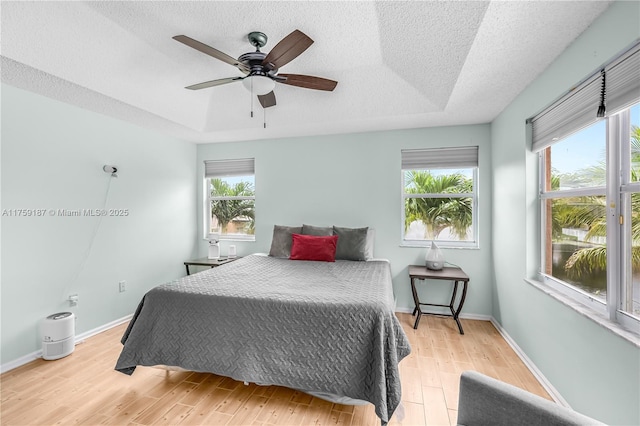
[620,109,640,322]
[401,146,478,248]
[204,158,255,241]
[530,41,639,332]
[539,121,608,307]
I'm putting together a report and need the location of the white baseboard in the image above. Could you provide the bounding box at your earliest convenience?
[0,350,42,375]
[395,307,568,407]
[489,318,571,408]
[395,305,491,321]
[0,314,132,374]
[74,314,133,343]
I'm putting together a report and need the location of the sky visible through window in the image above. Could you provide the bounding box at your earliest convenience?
[553,104,639,173]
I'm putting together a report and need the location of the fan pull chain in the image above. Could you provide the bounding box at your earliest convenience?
[264,107,267,129]
[250,78,254,118]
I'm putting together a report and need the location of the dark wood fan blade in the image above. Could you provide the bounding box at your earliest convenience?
[277,74,338,91]
[173,35,249,73]
[185,76,244,90]
[262,30,313,71]
[258,91,276,108]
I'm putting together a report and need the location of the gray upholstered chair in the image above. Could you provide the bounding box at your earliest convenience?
[457,370,605,426]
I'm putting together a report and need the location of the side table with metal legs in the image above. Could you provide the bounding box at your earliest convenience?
[409,265,470,334]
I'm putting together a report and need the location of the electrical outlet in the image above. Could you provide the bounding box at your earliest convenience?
[68,294,79,306]
[119,281,126,293]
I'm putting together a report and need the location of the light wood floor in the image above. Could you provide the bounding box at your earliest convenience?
[1,313,552,425]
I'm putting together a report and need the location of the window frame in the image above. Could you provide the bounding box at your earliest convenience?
[203,158,256,242]
[538,166,608,316]
[537,107,639,333]
[614,111,640,332]
[400,147,479,249]
[529,41,640,335]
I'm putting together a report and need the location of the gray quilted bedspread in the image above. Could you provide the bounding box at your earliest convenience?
[115,255,411,423]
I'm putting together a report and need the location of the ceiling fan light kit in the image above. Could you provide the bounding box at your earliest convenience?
[242,75,275,96]
[173,29,337,112]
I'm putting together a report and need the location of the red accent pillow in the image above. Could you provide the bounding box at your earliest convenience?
[289,233,338,262]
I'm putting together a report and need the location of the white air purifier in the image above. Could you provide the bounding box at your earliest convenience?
[41,312,75,360]
[207,233,221,260]
[425,241,445,270]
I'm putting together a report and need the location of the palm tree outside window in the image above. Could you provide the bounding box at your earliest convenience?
[209,177,255,237]
[401,146,478,248]
[204,158,255,241]
[540,103,639,322]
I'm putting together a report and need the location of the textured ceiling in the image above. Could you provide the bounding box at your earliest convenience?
[1,1,612,143]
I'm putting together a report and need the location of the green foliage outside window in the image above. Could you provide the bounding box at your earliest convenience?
[552,126,640,279]
[404,170,473,240]
[210,178,255,235]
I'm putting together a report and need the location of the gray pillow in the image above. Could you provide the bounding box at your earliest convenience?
[333,226,369,261]
[365,228,375,260]
[269,225,302,258]
[302,224,333,236]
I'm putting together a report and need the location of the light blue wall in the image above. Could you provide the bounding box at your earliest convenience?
[197,125,493,316]
[3,4,637,423]
[491,2,640,425]
[1,84,198,364]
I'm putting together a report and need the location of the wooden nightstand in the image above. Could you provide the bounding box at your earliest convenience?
[409,264,470,334]
[183,257,240,275]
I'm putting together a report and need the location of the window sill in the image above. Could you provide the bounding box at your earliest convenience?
[524,278,640,348]
[202,237,255,242]
[400,243,479,250]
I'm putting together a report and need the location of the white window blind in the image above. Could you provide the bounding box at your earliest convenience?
[204,158,255,178]
[529,40,640,152]
[606,44,640,116]
[401,146,478,170]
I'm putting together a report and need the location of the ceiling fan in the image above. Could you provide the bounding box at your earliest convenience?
[173,30,338,109]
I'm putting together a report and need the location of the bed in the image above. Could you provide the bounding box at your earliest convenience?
[115,254,411,424]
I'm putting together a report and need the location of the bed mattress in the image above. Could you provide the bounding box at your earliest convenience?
[115,254,410,423]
